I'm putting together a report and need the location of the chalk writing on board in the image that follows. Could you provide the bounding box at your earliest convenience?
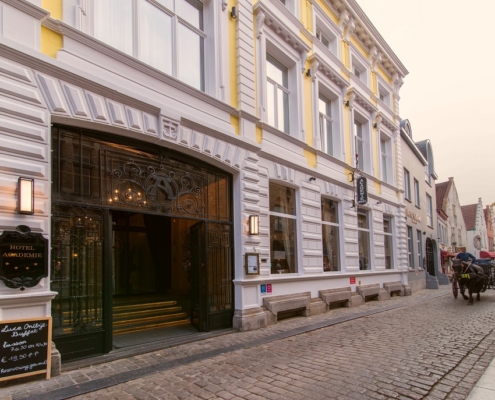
[0,317,51,381]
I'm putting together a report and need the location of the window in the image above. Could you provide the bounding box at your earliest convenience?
[426,193,433,227]
[355,120,364,170]
[380,133,393,184]
[416,230,423,269]
[425,164,431,185]
[414,179,420,208]
[315,24,338,56]
[319,94,334,156]
[93,0,205,91]
[351,55,368,86]
[321,198,340,272]
[354,117,371,173]
[383,217,393,269]
[269,183,297,274]
[378,84,391,107]
[357,210,370,270]
[266,55,290,134]
[407,226,414,268]
[404,169,411,201]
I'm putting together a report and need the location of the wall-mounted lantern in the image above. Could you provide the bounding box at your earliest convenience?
[18,177,34,215]
[249,215,259,235]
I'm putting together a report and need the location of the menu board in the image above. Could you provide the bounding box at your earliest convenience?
[0,317,52,381]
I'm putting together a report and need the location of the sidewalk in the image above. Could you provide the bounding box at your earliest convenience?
[1,284,494,400]
[466,356,495,399]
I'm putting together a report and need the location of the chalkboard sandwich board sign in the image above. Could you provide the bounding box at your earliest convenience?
[0,317,52,382]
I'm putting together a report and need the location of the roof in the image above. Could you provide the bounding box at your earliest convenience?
[435,180,451,211]
[461,204,478,230]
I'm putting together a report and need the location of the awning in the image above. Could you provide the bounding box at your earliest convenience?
[480,251,495,259]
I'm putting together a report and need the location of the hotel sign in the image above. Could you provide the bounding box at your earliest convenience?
[406,209,421,224]
[356,177,368,205]
[0,226,48,291]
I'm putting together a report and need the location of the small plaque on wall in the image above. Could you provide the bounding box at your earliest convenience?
[245,253,260,275]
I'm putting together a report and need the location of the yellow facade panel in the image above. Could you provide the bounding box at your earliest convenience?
[41,26,63,58]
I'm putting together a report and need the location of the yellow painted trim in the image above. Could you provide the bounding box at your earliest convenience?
[342,40,350,69]
[41,26,63,58]
[344,101,352,166]
[41,0,62,20]
[229,1,238,110]
[230,115,240,136]
[305,0,313,31]
[315,0,339,24]
[372,126,379,179]
[374,181,381,195]
[350,37,369,59]
[256,126,263,143]
[370,71,377,96]
[303,148,317,168]
[377,66,393,85]
[303,59,313,147]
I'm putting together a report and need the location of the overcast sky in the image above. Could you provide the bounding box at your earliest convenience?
[358,0,495,208]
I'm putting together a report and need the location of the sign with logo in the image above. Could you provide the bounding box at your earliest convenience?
[406,209,421,224]
[267,284,272,293]
[260,284,266,295]
[0,226,48,291]
[350,277,356,284]
[356,177,368,205]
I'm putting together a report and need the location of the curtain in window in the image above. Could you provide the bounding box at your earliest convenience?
[94,0,133,55]
[140,1,172,75]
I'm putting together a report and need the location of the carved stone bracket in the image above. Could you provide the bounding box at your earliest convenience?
[162,117,179,140]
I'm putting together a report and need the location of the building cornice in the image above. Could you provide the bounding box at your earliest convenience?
[2,0,49,20]
[308,53,349,89]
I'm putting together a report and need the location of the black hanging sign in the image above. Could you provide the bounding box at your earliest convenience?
[356,176,368,205]
[0,225,48,291]
[0,317,52,381]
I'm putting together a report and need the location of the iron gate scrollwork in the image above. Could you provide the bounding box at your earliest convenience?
[51,205,104,337]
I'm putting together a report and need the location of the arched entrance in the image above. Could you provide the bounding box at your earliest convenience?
[50,125,233,361]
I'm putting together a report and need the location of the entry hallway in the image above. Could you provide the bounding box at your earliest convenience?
[2,285,495,399]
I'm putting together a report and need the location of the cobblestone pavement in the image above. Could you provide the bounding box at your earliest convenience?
[2,285,495,400]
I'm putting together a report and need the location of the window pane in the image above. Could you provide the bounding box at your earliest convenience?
[267,81,275,126]
[321,198,338,223]
[140,1,172,75]
[282,90,289,134]
[176,0,203,30]
[94,0,133,55]
[269,183,296,215]
[322,224,339,271]
[177,24,203,90]
[358,230,370,270]
[270,216,297,274]
[357,211,368,229]
[383,218,390,233]
[384,234,392,269]
[266,56,287,88]
[325,118,333,154]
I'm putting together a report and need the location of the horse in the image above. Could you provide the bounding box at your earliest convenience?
[452,259,488,305]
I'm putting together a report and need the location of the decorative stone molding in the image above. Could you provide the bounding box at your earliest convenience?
[345,89,356,109]
[369,46,382,72]
[273,163,295,183]
[162,117,179,140]
[338,9,350,29]
[309,57,319,82]
[346,87,375,113]
[343,17,355,41]
[308,54,349,88]
[255,9,265,38]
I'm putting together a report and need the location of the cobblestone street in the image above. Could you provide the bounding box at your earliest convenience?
[3,285,495,400]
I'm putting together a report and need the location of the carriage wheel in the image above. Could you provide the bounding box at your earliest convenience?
[452,280,458,299]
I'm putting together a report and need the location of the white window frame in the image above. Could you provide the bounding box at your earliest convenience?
[316,84,342,159]
[426,193,433,227]
[314,15,339,58]
[357,209,371,271]
[257,17,305,140]
[353,111,372,173]
[407,225,414,268]
[414,178,420,208]
[277,0,299,18]
[378,82,391,108]
[351,53,369,86]
[321,197,341,272]
[85,0,213,93]
[404,168,411,201]
[379,130,393,184]
[416,229,423,269]
[266,55,290,134]
[383,216,394,269]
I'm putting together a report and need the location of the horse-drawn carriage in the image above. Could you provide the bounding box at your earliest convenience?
[452,257,495,304]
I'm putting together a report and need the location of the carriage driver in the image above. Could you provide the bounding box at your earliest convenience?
[455,249,477,264]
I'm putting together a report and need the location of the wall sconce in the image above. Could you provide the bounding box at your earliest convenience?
[343,100,349,107]
[423,231,426,235]
[249,215,259,235]
[309,176,316,182]
[373,123,378,128]
[231,6,237,19]
[18,177,34,215]
[376,201,382,205]
[305,69,311,77]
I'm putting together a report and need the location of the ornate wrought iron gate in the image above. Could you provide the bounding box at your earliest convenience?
[51,125,233,360]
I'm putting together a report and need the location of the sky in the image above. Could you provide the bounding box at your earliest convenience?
[357,0,495,208]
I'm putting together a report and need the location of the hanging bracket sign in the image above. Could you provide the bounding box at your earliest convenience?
[356,176,368,205]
